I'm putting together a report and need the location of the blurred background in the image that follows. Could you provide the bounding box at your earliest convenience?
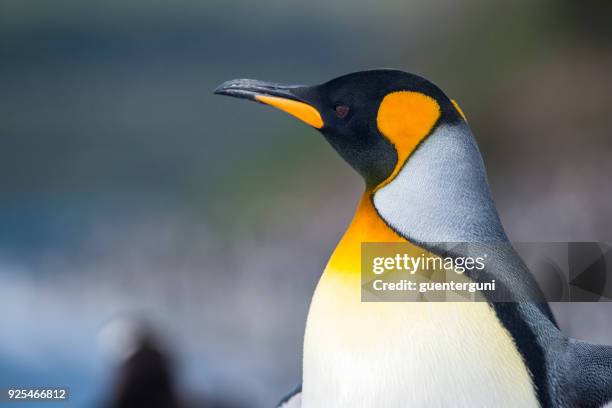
[1,0,611,406]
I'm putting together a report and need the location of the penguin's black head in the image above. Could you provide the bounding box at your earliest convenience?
[215,69,465,189]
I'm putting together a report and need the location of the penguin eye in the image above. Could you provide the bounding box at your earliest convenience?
[334,105,350,119]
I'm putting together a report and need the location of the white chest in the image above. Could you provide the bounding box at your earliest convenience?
[301,272,539,408]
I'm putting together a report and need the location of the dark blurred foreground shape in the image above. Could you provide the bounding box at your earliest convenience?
[106,334,181,408]
[103,325,243,408]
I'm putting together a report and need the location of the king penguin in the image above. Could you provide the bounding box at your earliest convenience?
[215,70,612,408]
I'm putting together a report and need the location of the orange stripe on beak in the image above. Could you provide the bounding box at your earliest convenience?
[256,95,324,129]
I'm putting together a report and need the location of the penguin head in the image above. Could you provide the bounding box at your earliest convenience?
[215,69,466,189]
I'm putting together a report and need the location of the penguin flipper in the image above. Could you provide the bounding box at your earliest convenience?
[276,383,301,408]
[570,339,612,407]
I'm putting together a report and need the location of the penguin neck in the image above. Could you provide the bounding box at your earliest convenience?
[324,123,507,280]
[372,122,508,244]
[323,192,405,280]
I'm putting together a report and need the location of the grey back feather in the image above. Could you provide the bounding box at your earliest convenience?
[373,123,507,243]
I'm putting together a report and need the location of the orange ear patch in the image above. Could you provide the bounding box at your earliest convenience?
[376,91,440,188]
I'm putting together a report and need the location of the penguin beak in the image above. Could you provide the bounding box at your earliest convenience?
[214,79,324,129]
